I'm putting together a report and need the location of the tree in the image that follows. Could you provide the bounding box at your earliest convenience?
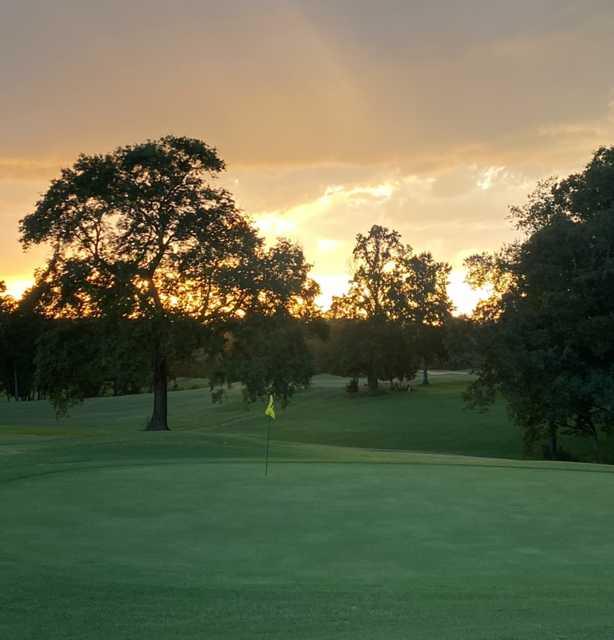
[0,282,15,398]
[211,239,322,406]
[0,283,48,401]
[396,252,452,384]
[441,315,481,371]
[20,136,317,429]
[329,225,412,391]
[465,147,614,461]
[225,314,317,405]
[322,318,417,390]
[330,225,451,390]
[331,225,406,321]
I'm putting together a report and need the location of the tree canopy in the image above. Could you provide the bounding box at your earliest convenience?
[20,136,318,428]
[329,225,451,390]
[466,146,614,460]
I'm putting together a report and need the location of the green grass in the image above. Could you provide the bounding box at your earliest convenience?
[2,374,614,638]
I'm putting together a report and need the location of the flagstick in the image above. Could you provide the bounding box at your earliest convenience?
[264,418,272,476]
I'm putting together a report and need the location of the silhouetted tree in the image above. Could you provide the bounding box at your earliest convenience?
[20,136,318,428]
[323,318,417,389]
[330,226,412,391]
[0,282,15,398]
[466,147,614,461]
[0,284,48,401]
[395,252,452,384]
[330,225,450,390]
[211,240,322,405]
[441,316,481,370]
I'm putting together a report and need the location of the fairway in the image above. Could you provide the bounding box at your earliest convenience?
[2,375,614,639]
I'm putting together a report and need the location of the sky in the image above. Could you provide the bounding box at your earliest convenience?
[1,0,614,313]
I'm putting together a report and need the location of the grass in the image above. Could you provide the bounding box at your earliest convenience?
[2,373,614,638]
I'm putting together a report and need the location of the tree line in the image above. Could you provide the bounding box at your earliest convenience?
[3,135,613,463]
[0,136,461,430]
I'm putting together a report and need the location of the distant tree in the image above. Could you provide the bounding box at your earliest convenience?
[101,319,153,396]
[395,252,452,384]
[0,281,11,312]
[331,225,406,321]
[212,239,323,405]
[323,318,417,390]
[329,225,416,391]
[441,316,481,371]
[33,316,163,410]
[0,284,48,401]
[35,319,108,410]
[465,147,614,461]
[330,225,450,390]
[0,282,15,398]
[20,136,318,429]
[225,315,315,405]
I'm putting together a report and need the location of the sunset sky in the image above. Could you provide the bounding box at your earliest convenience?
[2,0,614,313]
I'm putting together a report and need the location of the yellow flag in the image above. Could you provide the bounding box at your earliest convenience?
[265,394,276,420]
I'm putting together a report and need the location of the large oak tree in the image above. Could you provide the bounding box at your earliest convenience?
[20,136,317,429]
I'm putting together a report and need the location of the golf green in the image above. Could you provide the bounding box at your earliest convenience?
[2,375,614,638]
[3,459,614,639]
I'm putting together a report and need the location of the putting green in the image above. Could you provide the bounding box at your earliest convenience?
[3,459,614,639]
[3,375,613,638]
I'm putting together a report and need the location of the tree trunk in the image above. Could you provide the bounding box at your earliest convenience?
[367,369,378,393]
[13,362,19,401]
[147,347,169,431]
[548,423,558,459]
[591,428,600,463]
[421,357,429,385]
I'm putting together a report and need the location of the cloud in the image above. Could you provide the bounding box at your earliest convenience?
[235,162,538,284]
[317,238,339,253]
[2,0,614,307]
[2,1,613,172]
[0,158,61,182]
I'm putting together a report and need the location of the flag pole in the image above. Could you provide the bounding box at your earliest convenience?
[264,418,272,476]
[263,394,276,476]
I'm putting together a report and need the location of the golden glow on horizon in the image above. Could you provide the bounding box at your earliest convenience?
[313,273,351,310]
[3,1,614,325]
[4,271,488,317]
[312,269,490,316]
[5,278,33,300]
[254,213,297,236]
[253,180,398,245]
[317,238,338,253]
[447,270,492,316]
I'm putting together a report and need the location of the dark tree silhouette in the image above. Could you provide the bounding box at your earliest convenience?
[330,225,450,390]
[466,147,614,461]
[396,252,452,385]
[20,136,317,429]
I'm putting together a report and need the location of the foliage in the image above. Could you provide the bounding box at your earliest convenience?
[396,251,452,383]
[321,318,418,390]
[19,136,318,428]
[329,225,450,389]
[330,225,406,320]
[224,314,316,406]
[440,316,481,370]
[0,282,15,397]
[0,284,49,401]
[465,147,614,460]
[35,319,109,414]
